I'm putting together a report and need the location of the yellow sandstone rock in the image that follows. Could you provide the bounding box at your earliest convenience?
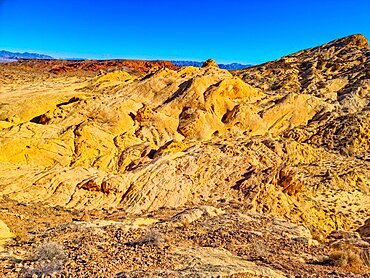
[0,220,15,251]
[0,34,369,236]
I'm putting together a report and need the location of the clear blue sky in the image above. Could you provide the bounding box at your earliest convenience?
[0,0,369,64]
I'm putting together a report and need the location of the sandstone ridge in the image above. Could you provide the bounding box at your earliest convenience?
[0,34,369,239]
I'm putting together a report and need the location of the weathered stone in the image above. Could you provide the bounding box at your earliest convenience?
[0,220,15,251]
[0,34,369,236]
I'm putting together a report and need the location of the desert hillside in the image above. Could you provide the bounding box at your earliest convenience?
[0,35,369,277]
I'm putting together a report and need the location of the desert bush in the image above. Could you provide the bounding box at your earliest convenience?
[128,230,165,247]
[251,242,269,260]
[22,261,63,278]
[32,242,67,261]
[329,245,368,273]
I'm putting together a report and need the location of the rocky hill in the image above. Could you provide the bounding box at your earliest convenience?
[4,59,179,75]
[0,35,369,276]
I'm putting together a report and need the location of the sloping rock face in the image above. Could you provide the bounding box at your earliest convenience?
[0,35,369,237]
[234,34,370,233]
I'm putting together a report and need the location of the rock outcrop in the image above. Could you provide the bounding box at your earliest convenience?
[0,220,14,252]
[201,58,219,68]
[0,34,369,238]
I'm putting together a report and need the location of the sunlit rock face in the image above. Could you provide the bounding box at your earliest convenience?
[0,34,369,236]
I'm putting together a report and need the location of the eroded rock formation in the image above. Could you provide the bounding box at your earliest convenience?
[0,35,369,239]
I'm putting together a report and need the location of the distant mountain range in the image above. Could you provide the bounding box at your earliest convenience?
[0,50,54,62]
[171,61,252,70]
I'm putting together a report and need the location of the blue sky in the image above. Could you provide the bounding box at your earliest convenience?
[0,0,369,64]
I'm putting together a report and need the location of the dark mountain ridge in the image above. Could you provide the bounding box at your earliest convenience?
[0,50,54,61]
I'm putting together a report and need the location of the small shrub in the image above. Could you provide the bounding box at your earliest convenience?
[128,230,165,247]
[32,242,67,261]
[251,242,269,260]
[139,230,165,246]
[22,262,63,278]
[329,245,368,273]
